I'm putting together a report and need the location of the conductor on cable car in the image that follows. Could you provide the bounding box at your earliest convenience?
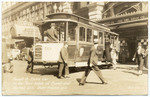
[44,23,58,42]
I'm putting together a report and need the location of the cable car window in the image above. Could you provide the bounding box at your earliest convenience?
[44,22,66,42]
[99,32,103,44]
[57,22,66,42]
[68,22,77,41]
[110,36,115,45]
[87,29,92,42]
[79,27,85,41]
[93,30,98,43]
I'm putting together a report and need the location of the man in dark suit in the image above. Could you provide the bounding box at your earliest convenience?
[144,46,148,68]
[58,42,69,79]
[44,23,58,42]
[132,43,145,75]
[25,46,33,73]
[79,44,108,86]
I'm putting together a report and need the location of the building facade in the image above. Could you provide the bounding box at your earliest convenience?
[2,2,148,62]
[98,2,148,62]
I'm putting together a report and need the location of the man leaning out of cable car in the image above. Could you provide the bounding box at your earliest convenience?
[44,23,58,42]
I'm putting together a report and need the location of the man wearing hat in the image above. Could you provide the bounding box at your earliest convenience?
[111,45,117,70]
[144,45,148,68]
[44,23,58,42]
[132,42,145,75]
[58,42,69,79]
[79,43,108,86]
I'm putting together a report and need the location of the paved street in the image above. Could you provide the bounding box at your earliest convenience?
[2,60,148,95]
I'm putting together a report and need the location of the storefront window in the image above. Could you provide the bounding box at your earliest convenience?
[99,32,103,44]
[79,27,85,41]
[87,29,92,42]
[68,22,77,41]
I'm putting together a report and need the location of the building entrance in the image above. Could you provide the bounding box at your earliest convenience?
[126,37,136,62]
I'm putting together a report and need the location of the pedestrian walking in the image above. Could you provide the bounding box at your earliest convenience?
[104,42,112,62]
[25,46,34,73]
[144,46,148,68]
[79,44,107,86]
[111,45,117,70]
[58,42,69,79]
[132,43,145,75]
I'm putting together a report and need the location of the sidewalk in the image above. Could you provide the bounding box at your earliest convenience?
[116,63,148,75]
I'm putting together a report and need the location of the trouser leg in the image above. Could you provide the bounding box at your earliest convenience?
[64,63,69,75]
[137,58,140,71]
[80,66,91,84]
[139,57,144,71]
[113,59,117,69]
[26,61,31,71]
[145,56,148,68]
[58,63,64,77]
[92,65,106,83]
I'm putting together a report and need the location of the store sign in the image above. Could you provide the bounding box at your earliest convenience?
[11,25,41,38]
[103,14,147,25]
[117,15,146,23]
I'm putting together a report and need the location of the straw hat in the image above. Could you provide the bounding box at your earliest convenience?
[138,42,141,46]
[50,23,56,27]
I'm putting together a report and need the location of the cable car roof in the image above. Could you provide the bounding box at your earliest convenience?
[34,13,118,35]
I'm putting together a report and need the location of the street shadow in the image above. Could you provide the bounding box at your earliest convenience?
[31,68,58,77]
[142,69,148,74]
[76,78,81,83]
[85,82,103,84]
[76,78,103,84]
[76,78,102,84]
[122,68,148,76]
[30,67,86,77]
[117,66,137,71]
[122,71,139,76]
[69,67,86,73]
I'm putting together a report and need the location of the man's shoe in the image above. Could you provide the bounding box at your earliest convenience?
[138,70,143,75]
[64,75,70,78]
[79,83,84,86]
[102,81,108,84]
[58,76,63,79]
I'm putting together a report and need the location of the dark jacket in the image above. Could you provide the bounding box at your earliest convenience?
[45,28,58,41]
[104,42,112,61]
[133,47,145,59]
[24,48,33,62]
[133,47,145,64]
[59,46,68,63]
[88,46,103,66]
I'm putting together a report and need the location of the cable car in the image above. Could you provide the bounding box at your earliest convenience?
[30,13,119,73]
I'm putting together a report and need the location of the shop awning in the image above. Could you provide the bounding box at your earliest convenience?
[10,25,42,39]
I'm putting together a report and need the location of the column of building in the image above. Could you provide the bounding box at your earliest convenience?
[87,2,104,22]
